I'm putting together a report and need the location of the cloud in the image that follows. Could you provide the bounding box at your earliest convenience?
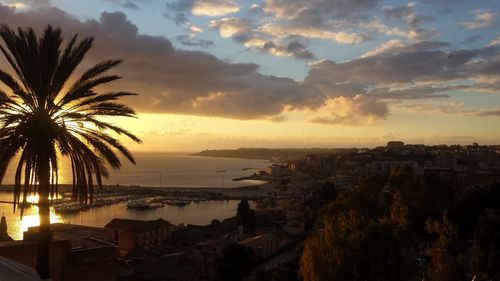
[122,1,140,10]
[394,101,466,115]
[0,2,27,9]
[166,0,193,12]
[103,0,143,10]
[3,0,50,8]
[308,95,388,126]
[259,23,364,44]
[488,36,500,47]
[382,3,436,41]
[166,0,239,17]
[175,34,213,47]
[475,108,500,117]
[249,3,262,13]
[263,0,380,21]
[303,40,500,118]
[256,0,373,45]
[461,9,496,29]
[360,18,403,36]
[0,3,498,127]
[383,4,432,29]
[261,40,316,60]
[306,41,499,87]
[192,0,239,17]
[0,4,313,120]
[361,39,404,58]
[394,101,500,119]
[209,18,318,60]
[209,18,251,38]
[207,0,375,59]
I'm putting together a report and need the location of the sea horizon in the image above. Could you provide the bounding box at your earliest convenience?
[0,153,268,188]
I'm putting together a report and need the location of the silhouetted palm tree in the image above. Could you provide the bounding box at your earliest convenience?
[0,25,141,278]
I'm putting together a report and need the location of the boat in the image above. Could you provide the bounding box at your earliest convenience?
[126,200,150,210]
[126,200,164,210]
[54,203,83,213]
[162,199,190,207]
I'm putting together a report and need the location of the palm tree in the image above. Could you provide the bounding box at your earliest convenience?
[0,25,141,278]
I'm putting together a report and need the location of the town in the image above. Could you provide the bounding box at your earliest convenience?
[1,141,499,281]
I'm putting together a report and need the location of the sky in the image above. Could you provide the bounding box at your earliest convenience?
[0,0,499,152]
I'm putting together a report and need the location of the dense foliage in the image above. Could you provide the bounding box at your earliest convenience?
[300,165,500,281]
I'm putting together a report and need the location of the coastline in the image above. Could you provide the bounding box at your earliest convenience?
[0,181,274,198]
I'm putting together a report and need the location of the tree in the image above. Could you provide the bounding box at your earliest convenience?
[425,213,466,281]
[471,209,500,281]
[0,25,140,278]
[249,269,300,281]
[237,197,256,235]
[216,243,256,281]
[300,209,416,281]
[450,184,500,238]
[317,181,336,205]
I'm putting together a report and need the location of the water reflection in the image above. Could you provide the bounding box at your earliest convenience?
[19,209,64,236]
[1,191,243,240]
[0,205,63,240]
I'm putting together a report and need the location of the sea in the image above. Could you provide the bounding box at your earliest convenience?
[0,153,267,240]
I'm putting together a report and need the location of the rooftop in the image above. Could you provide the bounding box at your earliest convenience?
[105,218,171,233]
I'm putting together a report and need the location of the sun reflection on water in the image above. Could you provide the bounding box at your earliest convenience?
[0,193,64,240]
[20,210,63,232]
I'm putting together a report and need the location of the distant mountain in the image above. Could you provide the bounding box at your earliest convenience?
[191,148,348,160]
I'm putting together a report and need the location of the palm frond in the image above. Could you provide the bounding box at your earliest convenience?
[0,24,141,212]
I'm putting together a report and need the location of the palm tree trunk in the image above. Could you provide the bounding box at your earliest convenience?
[36,142,51,279]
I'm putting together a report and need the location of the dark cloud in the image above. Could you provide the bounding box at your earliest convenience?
[290,7,323,27]
[257,0,379,45]
[260,40,316,60]
[306,42,498,87]
[0,4,312,120]
[209,18,317,60]
[382,4,435,41]
[164,1,192,25]
[122,1,140,10]
[300,41,500,123]
[173,12,188,25]
[383,5,433,28]
[103,0,143,10]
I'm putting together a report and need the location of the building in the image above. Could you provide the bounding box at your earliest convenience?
[0,235,118,281]
[0,215,13,242]
[24,223,114,247]
[266,163,289,177]
[387,141,405,149]
[62,237,119,281]
[239,232,287,260]
[105,218,174,255]
[0,239,70,281]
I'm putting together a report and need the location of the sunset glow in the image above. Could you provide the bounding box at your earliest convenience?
[0,0,497,150]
